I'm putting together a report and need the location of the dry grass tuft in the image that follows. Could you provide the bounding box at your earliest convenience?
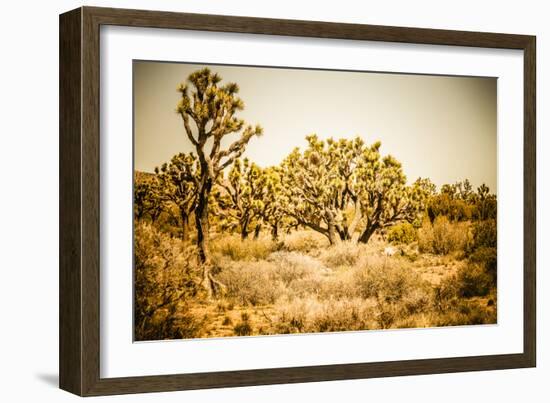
[211,235,278,261]
[418,216,472,255]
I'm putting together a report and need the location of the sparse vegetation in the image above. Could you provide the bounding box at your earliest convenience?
[133,67,497,341]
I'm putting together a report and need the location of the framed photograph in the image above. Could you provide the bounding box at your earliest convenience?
[59,6,536,396]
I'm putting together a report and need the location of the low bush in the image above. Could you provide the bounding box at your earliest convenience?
[455,263,494,297]
[319,242,366,268]
[431,300,496,326]
[233,320,253,336]
[418,216,471,255]
[282,230,329,253]
[469,246,497,280]
[354,256,428,303]
[273,297,376,334]
[387,222,418,245]
[134,222,204,340]
[472,219,497,249]
[267,251,326,285]
[217,261,283,306]
[211,235,276,261]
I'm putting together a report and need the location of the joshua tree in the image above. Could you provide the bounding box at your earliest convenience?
[475,183,497,220]
[176,68,262,297]
[134,174,163,223]
[155,153,199,241]
[280,135,429,244]
[217,158,265,240]
[257,166,287,241]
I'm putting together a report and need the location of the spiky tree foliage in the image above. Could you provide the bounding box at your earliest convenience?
[356,169,430,244]
[216,158,266,240]
[134,173,163,223]
[155,153,199,241]
[176,68,262,297]
[427,180,495,222]
[456,179,474,201]
[475,183,497,220]
[257,166,288,241]
[280,136,345,245]
[280,135,429,244]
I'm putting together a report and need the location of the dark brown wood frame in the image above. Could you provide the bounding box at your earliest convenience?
[60,6,536,397]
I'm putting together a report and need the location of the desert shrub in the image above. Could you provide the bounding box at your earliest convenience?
[134,222,203,340]
[267,251,326,285]
[455,263,494,297]
[349,256,432,328]
[387,222,418,245]
[418,216,471,255]
[233,312,253,335]
[433,274,497,327]
[311,299,375,332]
[354,256,428,303]
[472,219,497,249]
[217,261,283,306]
[273,297,376,334]
[317,270,358,300]
[469,246,497,280]
[432,300,496,326]
[218,250,331,305]
[282,230,329,253]
[233,313,253,336]
[427,194,475,222]
[319,242,367,268]
[211,235,276,261]
[433,277,460,312]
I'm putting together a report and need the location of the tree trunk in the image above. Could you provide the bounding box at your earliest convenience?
[180,212,189,242]
[326,211,341,245]
[271,223,279,241]
[358,223,378,244]
[240,216,250,240]
[253,223,261,239]
[347,200,362,240]
[195,180,213,298]
[327,227,340,245]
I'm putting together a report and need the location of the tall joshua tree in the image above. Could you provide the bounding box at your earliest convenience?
[176,68,262,297]
[281,135,429,245]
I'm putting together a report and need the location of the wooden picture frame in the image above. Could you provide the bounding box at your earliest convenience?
[59,6,536,396]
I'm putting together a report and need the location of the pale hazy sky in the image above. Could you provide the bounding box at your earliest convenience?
[134,61,497,191]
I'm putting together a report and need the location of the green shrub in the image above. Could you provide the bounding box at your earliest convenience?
[387,222,417,245]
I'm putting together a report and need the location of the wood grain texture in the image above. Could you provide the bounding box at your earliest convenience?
[59,6,537,396]
[523,38,537,367]
[59,7,82,396]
